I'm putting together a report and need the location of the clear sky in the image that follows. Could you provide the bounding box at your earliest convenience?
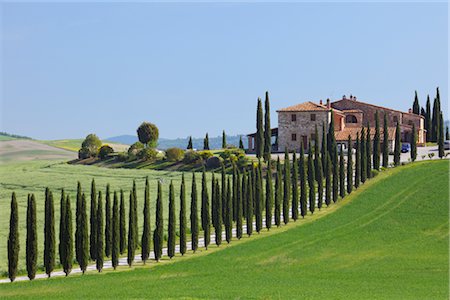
[1,2,448,140]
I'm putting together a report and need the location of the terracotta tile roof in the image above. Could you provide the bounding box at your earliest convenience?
[334,127,396,142]
[277,101,334,112]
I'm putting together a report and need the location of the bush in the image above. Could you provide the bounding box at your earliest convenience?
[165,148,185,162]
[138,148,158,162]
[99,145,114,159]
[371,169,379,178]
[78,147,91,159]
[206,156,223,169]
[183,150,201,164]
[79,133,102,158]
[236,154,249,168]
[198,150,213,160]
[128,142,145,156]
[219,148,245,160]
[116,152,128,162]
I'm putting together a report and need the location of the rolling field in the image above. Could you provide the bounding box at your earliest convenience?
[1,160,447,299]
[40,139,129,153]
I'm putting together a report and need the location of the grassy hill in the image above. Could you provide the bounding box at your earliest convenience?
[40,139,128,153]
[1,160,447,298]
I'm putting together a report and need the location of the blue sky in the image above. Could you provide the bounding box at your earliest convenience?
[1,2,448,140]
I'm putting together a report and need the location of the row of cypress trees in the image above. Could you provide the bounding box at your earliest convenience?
[412,87,445,143]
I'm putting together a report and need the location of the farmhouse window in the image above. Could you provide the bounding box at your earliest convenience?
[393,116,398,123]
[291,114,297,122]
[310,114,316,121]
[291,133,297,141]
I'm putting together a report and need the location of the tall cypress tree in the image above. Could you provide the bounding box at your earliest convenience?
[187,136,193,150]
[62,195,73,276]
[239,136,244,150]
[355,133,361,188]
[347,135,353,194]
[232,164,237,221]
[190,173,199,252]
[59,189,66,268]
[255,162,263,232]
[90,179,97,261]
[201,168,210,249]
[97,192,104,272]
[339,146,345,199]
[265,161,274,229]
[127,191,135,266]
[168,181,176,258]
[26,194,37,280]
[332,151,339,203]
[79,194,89,274]
[8,192,19,282]
[412,90,420,114]
[394,122,401,166]
[321,122,327,174]
[366,123,372,179]
[246,171,253,236]
[204,133,210,150]
[154,181,163,261]
[411,123,417,162]
[328,110,338,169]
[426,95,431,142]
[307,143,316,214]
[180,174,187,255]
[283,149,290,224]
[274,158,282,226]
[222,130,227,149]
[446,126,449,141]
[373,111,381,170]
[242,169,247,221]
[119,190,126,254]
[105,184,111,257]
[215,179,223,244]
[44,189,55,277]
[132,181,138,250]
[316,148,324,210]
[226,177,233,242]
[264,91,272,161]
[256,97,264,159]
[141,177,151,264]
[438,112,445,158]
[291,152,299,221]
[236,172,243,239]
[211,173,216,231]
[75,182,82,266]
[325,153,332,207]
[360,127,367,183]
[431,94,440,142]
[383,113,389,168]
[299,142,307,218]
[112,191,119,270]
[221,163,226,222]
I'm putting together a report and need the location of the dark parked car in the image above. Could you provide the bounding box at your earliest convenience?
[401,143,411,153]
[444,140,450,150]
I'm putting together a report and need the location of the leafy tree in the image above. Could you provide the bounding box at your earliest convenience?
[382,113,389,168]
[90,179,97,260]
[355,133,361,188]
[239,136,244,150]
[26,194,37,280]
[394,122,401,166]
[256,97,264,159]
[97,192,104,272]
[246,171,254,236]
[265,161,273,229]
[274,158,282,226]
[299,142,307,217]
[264,91,272,161]
[8,192,20,282]
[347,136,353,194]
[339,146,346,198]
[411,123,417,162]
[291,152,299,221]
[137,122,159,148]
[222,130,227,149]
[119,190,126,254]
[201,169,211,249]
[190,173,199,252]
[99,145,114,159]
[127,192,135,266]
[438,112,445,158]
[168,181,176,258]
[59,189,66,268]
[226,177,233,242]
[166,147,185,162]
[187,136,193,150]
[141,177,151,264]
[62,195,73,276]
[105,184,112,257]
[325,153,332,206]
[204,133,210,150]
[79,133,102,158]
[307,143,316,214]
[180,174,187,255]
[360,127,367,183]
[154,181,163,261]
[112,191,119,270]
[412,90,420,114]
[44,189,55,277]
[79,194,89,274]
[366,123,372,179]
[373,111,381,170]
[283,149,291,224]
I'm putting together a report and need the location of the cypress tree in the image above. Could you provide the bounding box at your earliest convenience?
[168,181,176,258]
[265,161,274,229]
[366,123,372,179]
[291,152,299,221]
[211,173,216,230]
[325,153,332,207]
[190,173,199,252]
[62,195,73,276]
[232,164,237,221]
[154,181,163,261]
[204,133,210,150]
[307,143,316,214]
[215,179,223,244]
[180,174,187,255]
[321,122,327,174]
[446,126,449,141]
[79,194,89,274]
[242,169,247,221]
[8,192,19,282]
[347,135,353,194]
[201,169,211,249]
[127,191,134,266]
[283,149,290,224]
[246,170,254,236]
[105,184,111,257]
[394,122,401,166]
[225,177,233,242]
[239,136,244,150]
[141,177,151,264]
[339,146,345,198]
[221,163,226,222]
[236,172,243,239]
[132,181,138,250]
[431,95,439,142]
[97,192,104,272]
[255,162,263,232]
[222,130,227,149]
[59,189,65,268]
[316,148,324,210]
[411,123,417,162]
[412,90,420,114]
[426,95,431,142]
[373,111,381,170]
[332,153,339,203]
[187,136,193,150]
[382,113,389,168]
[299,142,307,218]
[328,109,338,169]
[112,191,119,270]
[438,112,445,158]
[44,189,55,277]
[256,97,264,159]
[89,179,97,261]
[75,182,82,266]
[119,190,126,254]
[26,194,37,280]
[251,166,256,216]
[264,91,272,161]
[274,158,282,226]
[355,133,361,188]
[360,127,367,183]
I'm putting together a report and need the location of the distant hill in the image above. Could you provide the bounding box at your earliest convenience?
[107,134,249,150]
[0,132,32,141]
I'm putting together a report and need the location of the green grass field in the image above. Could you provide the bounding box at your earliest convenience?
[39,139,84,152]
[1,160,447,299]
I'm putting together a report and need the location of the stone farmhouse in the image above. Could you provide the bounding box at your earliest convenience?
[247,95,425,153]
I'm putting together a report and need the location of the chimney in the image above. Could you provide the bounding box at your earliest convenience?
[319,99,323,105]
[343,95,346,100]
[326,98,331,109]
[408,108,412,113]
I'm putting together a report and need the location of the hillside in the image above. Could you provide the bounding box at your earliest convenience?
[1,160,447,299]
[0,140,76,163]
[40,139,129,153]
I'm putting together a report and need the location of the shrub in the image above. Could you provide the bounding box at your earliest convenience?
[165,148,185,162]
[428,153,435,160]
[183,150,201,164]
[78,147,91,159]
[138,148,158,162]
[79,134,102,158]
[199,150,213,160]
[128,142,144,156]
[371,169,379,178]
[219,149,244,160]
[421,155,426,160]
[116,152,128,162]
[206,156,222,169]
[236,154,249,168]
[99,145,114,159]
